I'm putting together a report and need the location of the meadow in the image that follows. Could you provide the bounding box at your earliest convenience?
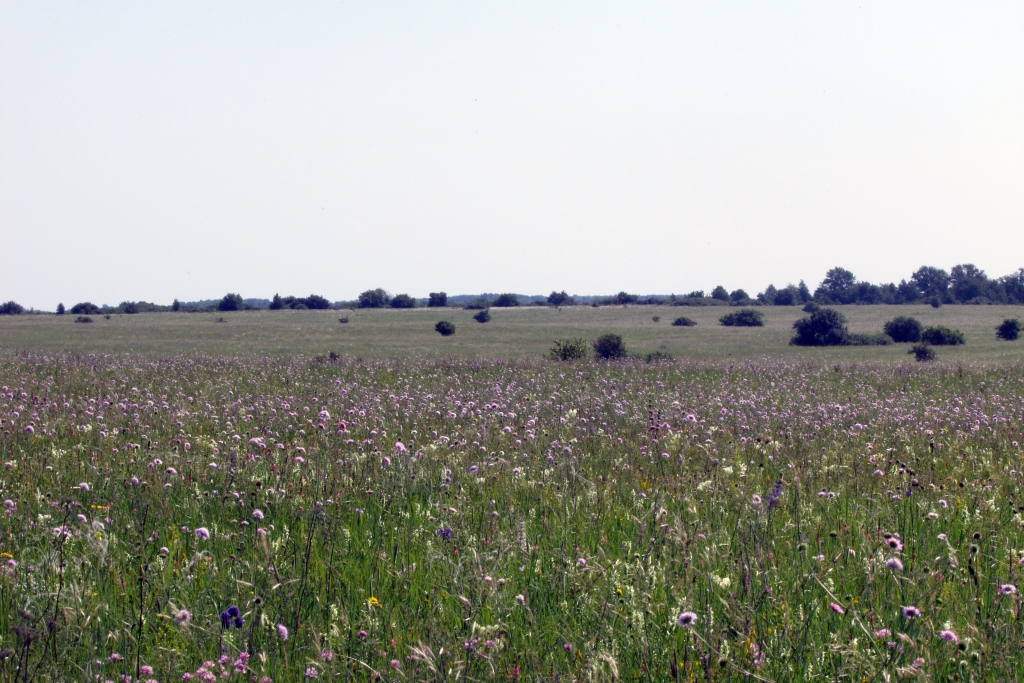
[0,304,1022,361]
[2,350,1024,681]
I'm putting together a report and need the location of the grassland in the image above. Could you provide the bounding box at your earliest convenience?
[0,304,1022,361]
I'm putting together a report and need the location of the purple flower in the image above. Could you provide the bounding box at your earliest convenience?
[252,509,264,520]
[194,527,210,540]
[830,602,845,615]
[276,623,289,641]
[999,584,1017,595]
[886,558,904,571]
[902,606,922,620]
[676,611,697,628]
[938,630,958,643]
[437,527,452,541]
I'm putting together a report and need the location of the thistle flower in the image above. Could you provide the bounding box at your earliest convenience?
[677,611,698,628]
[938,630,958,643]
[902,606,922,620]
[886,558,904,571]
[276,624,289,641]
[194,527,210,540]
[999,584,1017,595]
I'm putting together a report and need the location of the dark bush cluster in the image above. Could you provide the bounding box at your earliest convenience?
[434,320,455,336]
[549,338,590,361]
[883,316,923,343]
[849,333,893,346]
[593,333,626,359]
[921,326,965,346]
[910,343,936,362]
[996,319,1021,341]
[473,309,491,323]
[672,316,696,327]
[719,309,764,327]
[70,302,101,315]
[270,294,332,310]
[428,292,448,307]
[464,298,490,310]
[357,289,391,308]
[74,315,93,324]
[547,291,574,307]
[0,301,24,315]
[217,293,248,312]
[390,294,416,309]
[790,308,851,346]
[492,293,520,308]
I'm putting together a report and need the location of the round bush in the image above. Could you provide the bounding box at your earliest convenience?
[790,308,851,347]
[672,316,697,327]
[882,316,922,343]
[434,321,455,336]
[921,325,965,346]
[549,338,590,361]
[996,318,1021,341]
[719,309,764,327]
[592,333,626,359]
[909,343,936,362]
[473,309,491,323]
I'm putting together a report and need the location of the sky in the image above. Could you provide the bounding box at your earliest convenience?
[1,2,1022,308]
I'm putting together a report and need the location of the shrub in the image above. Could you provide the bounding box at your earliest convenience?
[719,309,764,327]
[686,290,705,299]
[358,289,390,308]
[549,338,589,361]
[850,333,893,346]
[338,317,349,324]
[548,291,574,307]
[172,299,181,312]
[74,315,93,324]
[428,292,448,307]
[791,308,851,346]
[435,321,455,336]
[56,303,65,315]
[921,325,965,346]
[672,316,696,327]
[802,302,820,313]
[883,316,923,343]
[729,289,749,303]
[0,301,25,315]
[644,351,673,362]
[464,298,490,310]
[612,292,638,305]
[120,301,139,314]
[910,343,936,362]
[390,294,416,309]
[711,286,729,301]
[930,297,942,309]
[652,316,660,323]
[70,302,101,315]
[593,333,626,359]
[492,293,520,308]
[473,309,491,323]
[217,293,246,312]
[303,294,332,310]
[996,318,1021,341]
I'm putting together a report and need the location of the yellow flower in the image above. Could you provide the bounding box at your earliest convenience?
[0,552,12,559]
[368,597,381,608]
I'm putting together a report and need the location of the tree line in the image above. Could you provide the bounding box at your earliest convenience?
[1,263,1022,316]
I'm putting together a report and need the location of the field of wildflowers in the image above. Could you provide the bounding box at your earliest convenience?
[1,353,1024,681]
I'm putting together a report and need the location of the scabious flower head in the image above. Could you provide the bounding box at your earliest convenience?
[999,584,1017,595]
[276,624,288,641]
[830,602,845,615]
[676,611,698,628]
[886,558,904,571]
[252,509,264,520]
[194,527,210,540]
[902,606,922,620]
[874,629,891,638]
[173,608,192,625]
[939,630,958,643]
[304,668,318,678]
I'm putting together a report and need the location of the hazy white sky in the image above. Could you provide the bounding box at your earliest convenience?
[1,2,1022,307]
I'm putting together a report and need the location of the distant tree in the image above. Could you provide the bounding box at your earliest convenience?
[358,289,390,308]
[909,343,936,362]
[758,285,778,305]
[950,263,991,303]
[217,293,246,312]
[729,289,748,303]
[802,301,820,313]
[930,297,942,308]
[172,299,181,312]
[1000,269,1024,304]
[612,292,639,305]
[791,308,851,346]
[56,303,65,315]
[464,298,490,310]
[547,291,575,307]
[894,280,920,303]
[434,320,455,336]
[672,316,696,326]
[492,293,520,307]
[0,301,24,315]
[711,286,729,301]
[684,290,704,299]
[996,319,1021,341]
[883,316,923,343]
[921,325,965,346]
[120,301,139,314]
[303,295,331,310]
[797,280,812,303]
[719,309,764,327]
[70,302,101,315]
[911,266,950,300]
[773,286,800,306]
[390,294,416,309]
[549,338,590,361]
[473,309,491,323]
[592,333,626,359]
[428,292,448,307]
[815,267,857,303]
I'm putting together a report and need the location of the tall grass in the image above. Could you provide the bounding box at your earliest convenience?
[0,353,1023,680]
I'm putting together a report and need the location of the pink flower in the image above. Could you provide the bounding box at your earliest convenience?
[194,527,210,540]
[394,442,408,454]
[939,630,958,643]
[276,623,289,641]
[829,602,845,615]
[874,629,891,638]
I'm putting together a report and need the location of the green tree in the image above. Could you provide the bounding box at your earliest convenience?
[428,292,448,307]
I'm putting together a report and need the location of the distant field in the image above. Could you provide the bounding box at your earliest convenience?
[0,304,1021,360]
